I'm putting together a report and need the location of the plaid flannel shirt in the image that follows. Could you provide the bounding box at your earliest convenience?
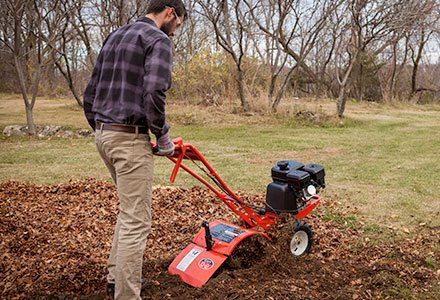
[83,17,172,138]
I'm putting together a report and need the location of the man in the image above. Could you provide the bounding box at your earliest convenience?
[83,1,186,299]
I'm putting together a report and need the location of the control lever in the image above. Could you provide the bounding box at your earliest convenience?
[202,221,214,251]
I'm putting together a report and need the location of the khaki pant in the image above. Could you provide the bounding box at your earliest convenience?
[95,129,153,300]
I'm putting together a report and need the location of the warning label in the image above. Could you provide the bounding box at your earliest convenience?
[176,246,203,272]
[210,224,246,243]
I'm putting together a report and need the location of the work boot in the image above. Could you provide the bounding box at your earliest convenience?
[105,282,115,300]
[105,279,148,299]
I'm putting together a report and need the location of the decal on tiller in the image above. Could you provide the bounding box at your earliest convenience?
[198,258,214,270]
[176,246,203,272]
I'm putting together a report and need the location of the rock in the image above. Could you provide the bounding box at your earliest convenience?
[3,124,93,139]
[296,110,317,121]
[62,130,74,138]
[39,125,62,136]
[2,125,26,137]
[76,129,93,137]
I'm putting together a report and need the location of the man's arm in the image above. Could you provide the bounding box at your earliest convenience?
[83,49,105,130]
[143,36,173,139]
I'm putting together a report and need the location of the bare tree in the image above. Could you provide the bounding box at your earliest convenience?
[409,29,432,98]
[243,0,290,109]
[244,0,339,112]
[333,0,422,117]
[406,1,439,101]
[0,0,62,134]
[332,0,362,118]
[378,33,410,102]
[97,0,149,44]
[173,0,204,64]
[197,0,250,111]
[52,0,84,106]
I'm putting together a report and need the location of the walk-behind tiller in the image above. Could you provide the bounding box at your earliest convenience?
[154,138,326,288]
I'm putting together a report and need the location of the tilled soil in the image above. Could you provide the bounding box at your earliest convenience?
[0,179,438,299]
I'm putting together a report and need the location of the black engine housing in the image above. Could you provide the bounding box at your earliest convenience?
[265,160,325,214]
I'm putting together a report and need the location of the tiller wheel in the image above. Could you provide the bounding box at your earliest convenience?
[290,221,314,256]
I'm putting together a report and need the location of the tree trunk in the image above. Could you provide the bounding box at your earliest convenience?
[358,61,364,101]
[237,68,249,111]
[222,0,233,47]
[335,44,359,119]
[387,43,398,101]
[385,37,409,101]
[337,84,347,118]
[411,57,419,97]
[57,6,84,108]
[14,55,37,135]
[267,51,285,109]
[25,106,37,134]
[271,66,297,113]
[55,61,83,107]
[410,30,430,99]
[71,87,83,107]
[271,82,288,113]
[46,60,56,89]
[29,64,42,135]
[268,71,278,108]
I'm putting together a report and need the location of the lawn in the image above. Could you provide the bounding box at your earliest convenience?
[1,93,439,232]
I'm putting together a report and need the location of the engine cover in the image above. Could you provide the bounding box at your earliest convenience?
[266,160,325,214]
[266,181,304,213]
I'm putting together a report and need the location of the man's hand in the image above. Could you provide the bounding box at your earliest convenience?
[153,132,175,156]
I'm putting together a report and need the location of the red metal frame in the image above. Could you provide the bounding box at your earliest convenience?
[163,138,278,230]
[154,137,320,231]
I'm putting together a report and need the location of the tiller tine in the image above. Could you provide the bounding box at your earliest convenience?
[168,219,269,287]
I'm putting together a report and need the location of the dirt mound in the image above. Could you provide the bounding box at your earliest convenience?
[0,180,438,299]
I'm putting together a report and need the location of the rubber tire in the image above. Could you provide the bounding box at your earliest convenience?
[290,221,314,256]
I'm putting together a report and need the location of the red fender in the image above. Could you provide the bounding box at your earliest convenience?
[168,220,270,287]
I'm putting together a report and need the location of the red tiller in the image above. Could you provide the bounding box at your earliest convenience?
[153,137,325,287]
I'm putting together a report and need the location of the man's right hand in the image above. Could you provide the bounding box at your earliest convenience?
[154,133,175,156]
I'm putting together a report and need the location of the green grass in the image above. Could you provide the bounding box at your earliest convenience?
[0,136,107,183]
[320,207,360,229]
[1,94,440,231]
[425,255,438,269]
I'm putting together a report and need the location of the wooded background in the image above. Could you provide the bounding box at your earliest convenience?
[1,0,440,134]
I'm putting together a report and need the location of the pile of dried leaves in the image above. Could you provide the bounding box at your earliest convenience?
[0,179,438,299]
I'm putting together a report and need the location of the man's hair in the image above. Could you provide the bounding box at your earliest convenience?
[146,0,187,19]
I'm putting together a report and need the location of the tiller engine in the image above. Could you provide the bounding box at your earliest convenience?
[154,138,325,287]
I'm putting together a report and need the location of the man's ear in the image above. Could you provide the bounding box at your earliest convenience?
[165,7,174,18]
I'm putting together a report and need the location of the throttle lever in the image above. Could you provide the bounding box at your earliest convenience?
[202,221,214,251]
